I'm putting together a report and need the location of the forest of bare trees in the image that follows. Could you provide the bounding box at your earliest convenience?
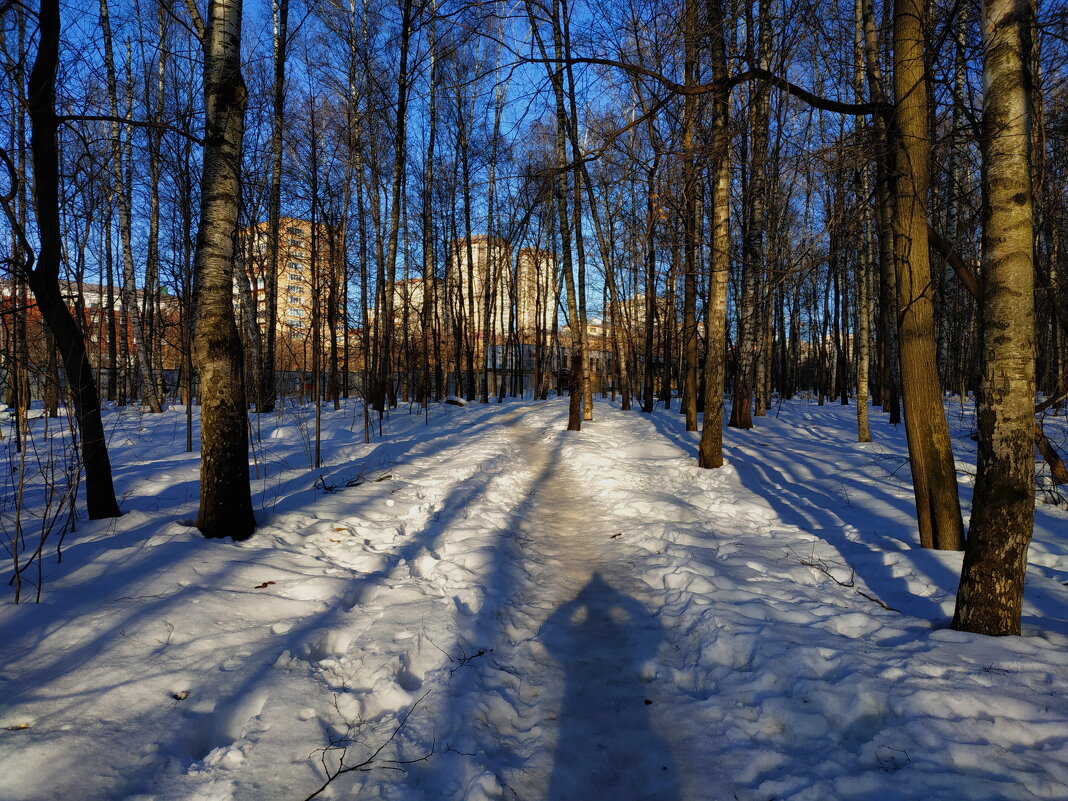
[1,0,1066,633]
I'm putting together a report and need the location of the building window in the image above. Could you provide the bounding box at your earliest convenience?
[286,226,303,236]
[288,238,303,248]
[288,272,301,280]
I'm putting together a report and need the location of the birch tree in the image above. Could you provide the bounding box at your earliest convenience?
[953,0,1037,635]
[189,0,255,540]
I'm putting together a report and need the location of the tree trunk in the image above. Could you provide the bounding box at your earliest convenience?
[953,0,1036,635]
[643,164,658,413]
[527,0,584,429]
[17,0,121,519]
[379,0,414,413]
[730,0,771,431]
[699,0,730,469]
[853,0,873,442]
[192,0,255,541]
[891,0,964,550]
[681,0,699,432]
[99,0,161,413]
[260,0,289,414]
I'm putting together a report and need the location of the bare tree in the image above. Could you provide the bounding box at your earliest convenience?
[953,0,1037,635]
[1,0,121,519]
[188,0,255,540]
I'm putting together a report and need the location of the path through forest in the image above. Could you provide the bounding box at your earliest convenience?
[470,413,686,800]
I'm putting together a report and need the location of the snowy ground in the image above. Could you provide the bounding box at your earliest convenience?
[2,395,1068,801]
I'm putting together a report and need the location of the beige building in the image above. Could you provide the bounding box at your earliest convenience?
[446,236,558,343]
[239,217,346,369]
[515,247,558,339]
[366,276,443,330]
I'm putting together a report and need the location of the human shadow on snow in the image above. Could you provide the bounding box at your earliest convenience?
[542,573,681,801]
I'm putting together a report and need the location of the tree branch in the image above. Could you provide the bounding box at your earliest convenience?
[727,68,891,117]
[0,147,35,275]
[56,115,203,146]
[182,0,205,46]
[926,224,982,301]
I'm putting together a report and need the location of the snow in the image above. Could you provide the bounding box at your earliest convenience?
[2,396,1068,800]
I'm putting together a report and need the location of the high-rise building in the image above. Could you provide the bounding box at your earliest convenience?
[238,217,346,370]
[446,236,558,343]
[515,246,558,339]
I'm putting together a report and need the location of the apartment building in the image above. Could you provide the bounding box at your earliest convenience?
[239,217,347,370]
[446,236,558,343]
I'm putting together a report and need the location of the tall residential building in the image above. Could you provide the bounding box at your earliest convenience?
[238,217,346,369]
[366,276,443,331]
[515,247,558,339]
[446,236,558,343]
[447,235,512,341]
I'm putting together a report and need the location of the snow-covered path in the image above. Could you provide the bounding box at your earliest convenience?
[427,412,689,800]
[3,397,1068,801]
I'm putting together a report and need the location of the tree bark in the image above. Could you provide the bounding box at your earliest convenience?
[681,0,699,432]
[16,0,122,519]
[699,0,730,469]
[891,0,964,550]
[192,0,255,540]
[953,0,1037,635]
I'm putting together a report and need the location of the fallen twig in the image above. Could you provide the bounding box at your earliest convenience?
[795,551,902,614]
[302,690,433,801]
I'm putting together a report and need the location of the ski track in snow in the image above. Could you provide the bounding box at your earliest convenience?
[1,397,1068,801]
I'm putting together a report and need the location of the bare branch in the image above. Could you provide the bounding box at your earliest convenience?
[0,147,35,275]
[301,691,432,801]
[56,115,203,146]
[182,0,205,45]
[927,225,982,302]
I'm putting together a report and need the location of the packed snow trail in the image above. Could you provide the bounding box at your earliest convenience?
[417,414,689,800]
[2,397,1068,801]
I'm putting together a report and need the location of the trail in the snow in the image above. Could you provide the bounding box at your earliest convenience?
[453,412,686,801]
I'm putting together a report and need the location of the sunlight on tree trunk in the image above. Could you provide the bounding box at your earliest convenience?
[192,0,255,541]
[953,0,1037,636]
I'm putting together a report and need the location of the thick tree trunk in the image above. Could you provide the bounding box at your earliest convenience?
[193,0,255,540]
[699,0,730,469]
[891,0,964,550]
[18,0,121,519]
[953,0,1037,635]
